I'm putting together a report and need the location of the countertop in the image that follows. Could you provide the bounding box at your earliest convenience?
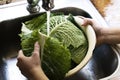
[104,0,120,27]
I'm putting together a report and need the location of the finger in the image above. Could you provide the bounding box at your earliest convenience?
[33,42,40,53]
[17,50,25,62]
[81,18,93,26]
[17,50,24,67]
[32,42,40,57]
[17,50,24,58]
[78,16,91,26]
[78,16,85,19]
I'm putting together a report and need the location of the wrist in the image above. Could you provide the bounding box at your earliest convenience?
[30,67,48,80]
[95,27,104,45]
[98,27,109,45]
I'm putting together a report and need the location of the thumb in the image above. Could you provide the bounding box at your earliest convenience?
[32,42,40,58]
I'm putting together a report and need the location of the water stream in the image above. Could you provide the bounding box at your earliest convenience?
[46,11,51,36]
[40,11,51,63]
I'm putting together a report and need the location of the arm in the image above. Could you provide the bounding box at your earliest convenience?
[81,17,120,45]
[101,27,120,44]
[17,42,49,80]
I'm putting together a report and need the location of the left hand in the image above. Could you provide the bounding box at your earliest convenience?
[16,42,42,79]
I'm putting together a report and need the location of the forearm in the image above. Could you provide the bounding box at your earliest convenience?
[101,27,120,44]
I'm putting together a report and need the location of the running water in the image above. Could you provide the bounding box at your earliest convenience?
[46,11,51,36]
[41,11,51,63]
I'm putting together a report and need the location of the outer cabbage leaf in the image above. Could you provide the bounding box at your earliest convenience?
[20,26,40,56]
[24,13,47,30]
[41,37,71,80]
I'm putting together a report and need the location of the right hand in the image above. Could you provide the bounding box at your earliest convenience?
[81,17,105,46]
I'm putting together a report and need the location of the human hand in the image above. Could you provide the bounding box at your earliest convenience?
[17,42,48,80]
[80,17,105,45]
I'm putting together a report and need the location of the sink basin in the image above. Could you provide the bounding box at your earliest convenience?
[0,7,118,80]
[66,44,118,80]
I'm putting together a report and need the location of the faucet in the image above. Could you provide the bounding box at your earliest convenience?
[42,0,54,11]
[27,0,54,13]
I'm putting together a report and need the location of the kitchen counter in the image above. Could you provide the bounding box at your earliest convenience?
[0,0,120,80]
[104,0,120,27]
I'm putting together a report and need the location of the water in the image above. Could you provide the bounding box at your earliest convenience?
[46,11,51,36]
[40,11,51,63]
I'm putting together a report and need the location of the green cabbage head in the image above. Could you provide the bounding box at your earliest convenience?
[20,13,88,80]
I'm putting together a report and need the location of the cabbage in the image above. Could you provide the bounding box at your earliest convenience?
[20,13,88,80]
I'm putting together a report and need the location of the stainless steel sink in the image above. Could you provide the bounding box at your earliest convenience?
[0,7,119,80]
[66,44,118,80]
